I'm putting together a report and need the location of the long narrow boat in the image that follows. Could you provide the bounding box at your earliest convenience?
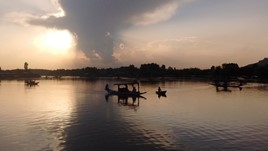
[105,82,146,97]
[25,80,39,86]
[211,80,244,91]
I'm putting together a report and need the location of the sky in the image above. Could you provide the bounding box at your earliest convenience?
[0,0,268,69]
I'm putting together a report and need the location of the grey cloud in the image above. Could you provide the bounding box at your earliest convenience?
[30,0,182,66]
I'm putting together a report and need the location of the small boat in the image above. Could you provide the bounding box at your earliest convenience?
[105,81,146,97]
[25,80,39,86]
[156,87,167,97]
[156,90,167,96]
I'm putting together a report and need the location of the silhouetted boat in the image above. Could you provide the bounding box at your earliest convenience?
[211,80,245,91]
[156,86,167,97]
[105,81,146,97]
[156,90,167,96]
[25,80,39,86]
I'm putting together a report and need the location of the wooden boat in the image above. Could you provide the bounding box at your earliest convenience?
[105,81,146,97]
[156,90,167,96]
[156,87,167,97]
[25,80,39,86]
[211,81,243,91]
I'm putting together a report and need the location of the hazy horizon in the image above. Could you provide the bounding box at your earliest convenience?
[1,0,268,69]
[0,58,263,71]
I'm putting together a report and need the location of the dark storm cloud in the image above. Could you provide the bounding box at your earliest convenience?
[30,0,181,66]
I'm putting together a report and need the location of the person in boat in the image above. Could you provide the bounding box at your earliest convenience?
[158,86,161,92]
[125,85,129,92]
[132,86,137,92]
[105,84,109,91]
[119,84,129,92]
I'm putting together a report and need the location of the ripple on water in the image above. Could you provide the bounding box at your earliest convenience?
[170,120,268,151]
[1,80,268,151]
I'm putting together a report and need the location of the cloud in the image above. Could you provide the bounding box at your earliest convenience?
[0,0,63,26]
[113,37,199,66]
[130,1,180,26]
[146,37,198,49]
[113,36,241,68]
[29,0,186,66]
[3,12,37,26]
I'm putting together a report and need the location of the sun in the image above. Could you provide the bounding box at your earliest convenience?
[35,29,75,54]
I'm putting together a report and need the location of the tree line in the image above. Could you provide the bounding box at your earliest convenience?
[1,62,268,82]
[33,62,268,82]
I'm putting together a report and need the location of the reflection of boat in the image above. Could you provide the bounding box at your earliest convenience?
[105,94,146,111]
[25,80,39,86]
[105,81,146,97]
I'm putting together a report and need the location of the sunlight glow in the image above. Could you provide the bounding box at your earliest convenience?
[35,29,75,54]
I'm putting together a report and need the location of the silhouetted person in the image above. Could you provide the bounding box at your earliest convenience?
[125,84,129,91]
[158,86,161,92]
[132,86,137,92]
[105,84,109,91]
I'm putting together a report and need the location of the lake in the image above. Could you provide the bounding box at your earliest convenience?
[0,79,268,151]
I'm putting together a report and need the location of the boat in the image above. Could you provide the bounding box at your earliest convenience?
[25,80,39,86]
[105,81,146,97]
[156,90,167,96]
[211,80,244,91]
[156,87,167,97]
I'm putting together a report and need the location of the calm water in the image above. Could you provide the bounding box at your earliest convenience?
[0,79,268,151]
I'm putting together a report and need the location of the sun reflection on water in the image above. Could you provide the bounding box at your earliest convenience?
[0,80,76,151]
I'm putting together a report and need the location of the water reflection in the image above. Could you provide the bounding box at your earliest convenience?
[157,92,167,98]
[105,94,145,111]
[0,80,75,151]
[1,80,268,151]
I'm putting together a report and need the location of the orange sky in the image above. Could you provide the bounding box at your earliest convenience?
[0,0,267,69]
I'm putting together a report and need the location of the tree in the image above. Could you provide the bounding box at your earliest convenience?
[140,63,161,77]
[24,62,28,71]
[222,63,239,77]
[161,65,166,70]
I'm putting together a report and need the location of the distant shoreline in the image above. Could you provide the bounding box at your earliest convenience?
[1,60,268,83]
[1,75,267,84]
